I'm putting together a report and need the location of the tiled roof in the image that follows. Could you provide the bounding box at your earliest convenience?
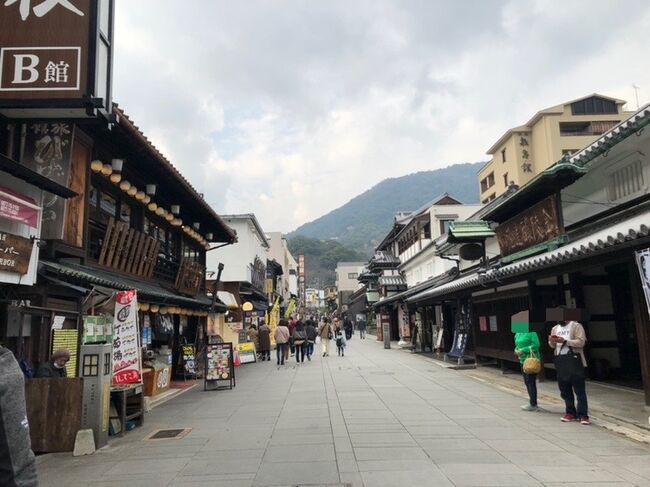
[448,221,495,241]
[370,251,400,266]
[39,260,222,309]
[373,268,458,308]
[408,209,650,303]
[378,275,407,286]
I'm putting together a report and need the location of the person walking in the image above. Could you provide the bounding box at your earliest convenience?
[305,320,317,361]
[335,326,347,357]
[1,346,39,487]
[343,317,353,341]
[258,321,271,362]
[293,321,308,364]
[549,319,589,424]
[515,330,541,411]
[358,319,366,340]
[287,317,297,357]
[318,318,333,357]
[247,325,259,357]
[274,320,290,366]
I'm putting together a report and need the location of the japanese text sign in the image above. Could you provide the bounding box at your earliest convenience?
[0,231,34,274]
[0,187,38,228]
[112,290,142,385]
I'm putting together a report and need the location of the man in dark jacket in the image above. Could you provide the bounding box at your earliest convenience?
[343,318,353,340]
[0,346,38,487]
[34,349,69,378]
[305,320,317,360]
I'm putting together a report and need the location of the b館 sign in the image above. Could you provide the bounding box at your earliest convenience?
[0,0,114,119]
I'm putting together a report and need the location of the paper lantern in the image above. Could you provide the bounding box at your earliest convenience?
[139,302,150,312]
[159,306,169,315]
[147,202,158,212]
[155,207,165,216]
[91,160,104,172]
[119,180,131,191]
[165,213,174,222]
[127,186,138,196]
[142,195,151,204]
[101,164,112,176]
[150,304,160,313]
[109,173,122,183]
[135,191,145,201]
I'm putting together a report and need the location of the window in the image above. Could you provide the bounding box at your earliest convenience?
[82,354,99,377]
[439,219,454,235]
[348,273,358,279]
[501,148,507,163]
[571,97,617,115]
[99,191,116,217]
[480,172,495,193]
[503,173,509,187]
[559,120,619,136]
[481,193,497,205]
[421,222,431,239]
[607,160,645,202]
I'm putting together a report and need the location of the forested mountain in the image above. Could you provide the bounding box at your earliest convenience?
[288,162,482,256]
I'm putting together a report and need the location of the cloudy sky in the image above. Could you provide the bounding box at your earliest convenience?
[114,0,650,233]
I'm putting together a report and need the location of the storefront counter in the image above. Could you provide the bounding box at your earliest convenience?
[142,363,172,396]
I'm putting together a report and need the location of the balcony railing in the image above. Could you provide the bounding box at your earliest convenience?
[97,217,160,278]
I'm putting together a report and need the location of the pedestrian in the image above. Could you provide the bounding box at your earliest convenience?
[318,318,333,357]
[358,319,366,339]
[274,320,290,366]
[287,317,297,357]
[515,329,541,411]
[549,319,589,424]
[293,321,308,364]
[335,326,347,356]
[1,346,39,487]
[343,317,353,340]
[258,320,271,362]
[305,320,317,360]
[35,348,70,378]
[247,324,259,355]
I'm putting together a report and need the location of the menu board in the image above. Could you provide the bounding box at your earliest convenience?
[237,342,257,364]
[112,290,142,385]
[182,344,196,375]
[204,342,235,390]
[51,328,78,377]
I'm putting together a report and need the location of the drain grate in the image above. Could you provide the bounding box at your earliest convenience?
[145,428,192,440]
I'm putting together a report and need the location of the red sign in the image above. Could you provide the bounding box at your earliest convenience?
[112,290,142,385]
[0,187,38,228]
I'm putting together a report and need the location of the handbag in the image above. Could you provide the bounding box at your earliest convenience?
[553,332,585,382]
[522,348,541,375]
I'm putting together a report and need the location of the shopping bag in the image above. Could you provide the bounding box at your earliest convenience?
[315,336,321,344]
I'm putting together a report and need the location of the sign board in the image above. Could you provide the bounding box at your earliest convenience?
[181,344,196,376]
[204,342,235,391]
[112,290,141,386]
[380,313,391,349]
[0,0,114,117]
[175,258,203,296]
[0,231,34,274]
[83,315,108,343]
[398,304,410,338]
[495,196,561,257]
[0,188,38,228]
[446,332,468,360]
[236,342,257,364]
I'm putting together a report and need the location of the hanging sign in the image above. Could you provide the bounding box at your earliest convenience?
[0,231,33,274]
[0,188,38,228]
[636,247,650,316]
[112,290,142,385]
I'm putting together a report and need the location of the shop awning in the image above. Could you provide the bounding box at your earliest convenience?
[0,153,77,199]
[217,291,239,310]
[408,209,650,303]
[39,260,225,311]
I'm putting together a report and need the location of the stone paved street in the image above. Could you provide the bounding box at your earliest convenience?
[37,338,650,487]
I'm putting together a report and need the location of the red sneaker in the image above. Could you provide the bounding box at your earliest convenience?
[579,416,590,425]
[561,414,577,422]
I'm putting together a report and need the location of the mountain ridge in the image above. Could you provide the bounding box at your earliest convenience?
[288,162,483,256]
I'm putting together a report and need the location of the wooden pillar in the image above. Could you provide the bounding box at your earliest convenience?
[628,260,650,407]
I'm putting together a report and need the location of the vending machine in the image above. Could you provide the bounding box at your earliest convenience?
[79,343,112,449]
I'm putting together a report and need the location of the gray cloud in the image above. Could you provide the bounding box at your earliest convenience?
[113,0,650,232]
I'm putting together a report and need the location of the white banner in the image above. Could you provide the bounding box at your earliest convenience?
[636,247,650,316]
[112,290,142,385]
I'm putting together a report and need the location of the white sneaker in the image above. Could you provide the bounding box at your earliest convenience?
[521,404,539,411]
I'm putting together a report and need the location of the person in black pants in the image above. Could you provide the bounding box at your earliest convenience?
[293,321,308,363]
[305,320,317,360]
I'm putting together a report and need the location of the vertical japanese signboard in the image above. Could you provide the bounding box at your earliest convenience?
[0,0,114,117]
[112,290,141,385]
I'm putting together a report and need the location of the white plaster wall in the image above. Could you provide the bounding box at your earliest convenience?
[335,263,365,291]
